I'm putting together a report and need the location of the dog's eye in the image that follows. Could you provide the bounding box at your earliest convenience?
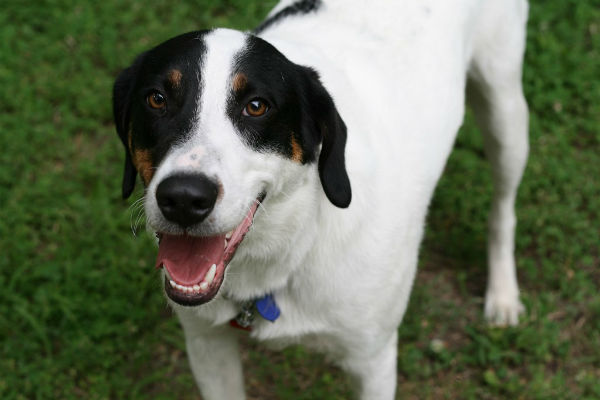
[243,98,269,117]
[147,92,166,110]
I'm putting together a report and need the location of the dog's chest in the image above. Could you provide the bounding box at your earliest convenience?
[247,297,348,358]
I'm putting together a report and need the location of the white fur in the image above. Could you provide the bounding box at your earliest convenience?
[145,0,529,398]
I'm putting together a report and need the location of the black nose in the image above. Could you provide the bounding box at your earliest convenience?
[156,174,218,228]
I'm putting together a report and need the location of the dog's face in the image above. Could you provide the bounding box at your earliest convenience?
[113,29,351,306]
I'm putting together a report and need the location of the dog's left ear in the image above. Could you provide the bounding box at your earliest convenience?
[300,68,352,208]
[113,62,141,199]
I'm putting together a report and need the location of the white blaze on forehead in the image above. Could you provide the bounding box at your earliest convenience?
[198,29,247,138]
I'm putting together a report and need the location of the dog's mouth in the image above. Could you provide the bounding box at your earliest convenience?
[155,196,263,306]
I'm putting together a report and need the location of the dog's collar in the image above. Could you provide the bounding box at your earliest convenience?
[229,293,280,331]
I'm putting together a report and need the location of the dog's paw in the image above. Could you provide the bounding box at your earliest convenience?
[484,289,524,326]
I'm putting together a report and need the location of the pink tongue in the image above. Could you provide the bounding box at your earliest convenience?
[155,200,261,286]
[156,234,225,285]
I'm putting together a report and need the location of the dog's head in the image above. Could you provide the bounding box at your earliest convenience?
[113,29,351,305]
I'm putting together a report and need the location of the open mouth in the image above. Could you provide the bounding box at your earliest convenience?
[155,195,263,306]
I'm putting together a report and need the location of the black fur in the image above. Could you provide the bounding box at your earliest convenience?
[227,35,351,207]
[254,0,322,34]
[227,36,318,163]
[113,30,351,207]
[307,72,352,208]
[112,31,207,198]
[113,63,142,199]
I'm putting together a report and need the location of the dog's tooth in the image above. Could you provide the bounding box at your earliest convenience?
[199,282,209,291]
[226,230,233,239]
[193,284,200,292]
[169,280,176,288]
[224,239,228,249]
[205,264,217,285]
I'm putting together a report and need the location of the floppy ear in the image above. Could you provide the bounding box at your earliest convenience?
[301,68,352,208]
[113,65,139,199]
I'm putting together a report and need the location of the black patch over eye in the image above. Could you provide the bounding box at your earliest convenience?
[147,91,166,110]
[243,98,269,117]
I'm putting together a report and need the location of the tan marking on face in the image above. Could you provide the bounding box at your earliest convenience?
[290,133,303,163]
[168,69,182,88]
[232,73,247,92]
[133,149,154,185]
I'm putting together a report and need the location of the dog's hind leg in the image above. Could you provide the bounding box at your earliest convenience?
[467,0,529,326]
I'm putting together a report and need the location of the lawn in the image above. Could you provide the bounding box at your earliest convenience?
[0,0,598,399]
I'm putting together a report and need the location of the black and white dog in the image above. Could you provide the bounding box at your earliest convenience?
[113,0,529,398]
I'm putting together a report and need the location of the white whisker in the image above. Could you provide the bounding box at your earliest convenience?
[255,198,270,218]
[129,194,147,237]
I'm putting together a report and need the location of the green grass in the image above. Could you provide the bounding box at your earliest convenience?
[1,0,598,399]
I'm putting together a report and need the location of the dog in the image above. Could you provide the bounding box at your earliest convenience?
[112,0,529,398]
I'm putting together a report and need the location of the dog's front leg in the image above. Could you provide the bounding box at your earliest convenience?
[177,313,246,400]
[341,330,399,400]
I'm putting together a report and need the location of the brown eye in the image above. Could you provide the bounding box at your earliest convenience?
[243,98,269,117]
[147,92,166,109]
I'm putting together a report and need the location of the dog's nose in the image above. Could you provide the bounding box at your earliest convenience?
[156,174,218,228]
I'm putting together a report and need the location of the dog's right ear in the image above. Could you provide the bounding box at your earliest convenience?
[113,61,141,199]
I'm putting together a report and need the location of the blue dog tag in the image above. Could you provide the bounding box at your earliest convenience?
[255,294,281,322]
